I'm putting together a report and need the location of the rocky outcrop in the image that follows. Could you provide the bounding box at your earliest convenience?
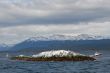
[11,50,96,61]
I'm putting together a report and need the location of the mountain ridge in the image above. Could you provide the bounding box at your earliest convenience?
[26,34,105,42]
[2,34,110,51]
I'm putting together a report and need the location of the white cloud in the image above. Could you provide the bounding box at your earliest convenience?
[0,22,110,44]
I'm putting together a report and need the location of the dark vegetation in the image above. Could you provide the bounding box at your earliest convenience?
[11,55,96,61]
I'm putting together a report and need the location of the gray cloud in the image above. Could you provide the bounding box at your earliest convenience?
[0,23,110,44]
[0,0,110,26]
[0,0,110,44]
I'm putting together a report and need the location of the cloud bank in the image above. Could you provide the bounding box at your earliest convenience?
[0,22,110,44]
[0,0,110,26]
[0,0,110,44]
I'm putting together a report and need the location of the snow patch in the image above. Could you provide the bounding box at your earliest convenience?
[32,50,84,57]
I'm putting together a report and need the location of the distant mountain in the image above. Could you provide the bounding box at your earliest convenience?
[74,34,103,40]
[9,34,110,51]
[27,34,104,41]
[0,44,10,51]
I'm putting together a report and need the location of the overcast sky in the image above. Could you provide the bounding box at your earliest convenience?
[0,0,110,44]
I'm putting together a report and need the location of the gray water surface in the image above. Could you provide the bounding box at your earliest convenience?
[0,50,110,73]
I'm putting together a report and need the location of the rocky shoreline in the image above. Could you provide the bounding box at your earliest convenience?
[10,50,96,61]
[11,55,96,61]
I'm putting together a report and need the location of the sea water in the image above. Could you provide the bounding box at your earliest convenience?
[0,49,110,73]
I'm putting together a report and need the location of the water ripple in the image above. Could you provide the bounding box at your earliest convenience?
[0,56,110,73]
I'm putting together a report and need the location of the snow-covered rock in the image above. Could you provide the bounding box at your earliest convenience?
[32,50,84,57]
[18,55,25,57]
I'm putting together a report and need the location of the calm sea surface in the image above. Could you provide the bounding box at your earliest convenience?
[0,49,110,73]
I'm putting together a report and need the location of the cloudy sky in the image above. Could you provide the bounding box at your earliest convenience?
[0,0,110,44]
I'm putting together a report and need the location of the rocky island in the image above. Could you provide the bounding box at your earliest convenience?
[11,50,96,61]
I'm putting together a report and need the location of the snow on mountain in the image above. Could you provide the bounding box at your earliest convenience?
[27,34,104,42]
[0,44,10,51]
[0,44,7,47]
[32,50,84,57]
[75,34,103,40]
[10,34,110,51]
